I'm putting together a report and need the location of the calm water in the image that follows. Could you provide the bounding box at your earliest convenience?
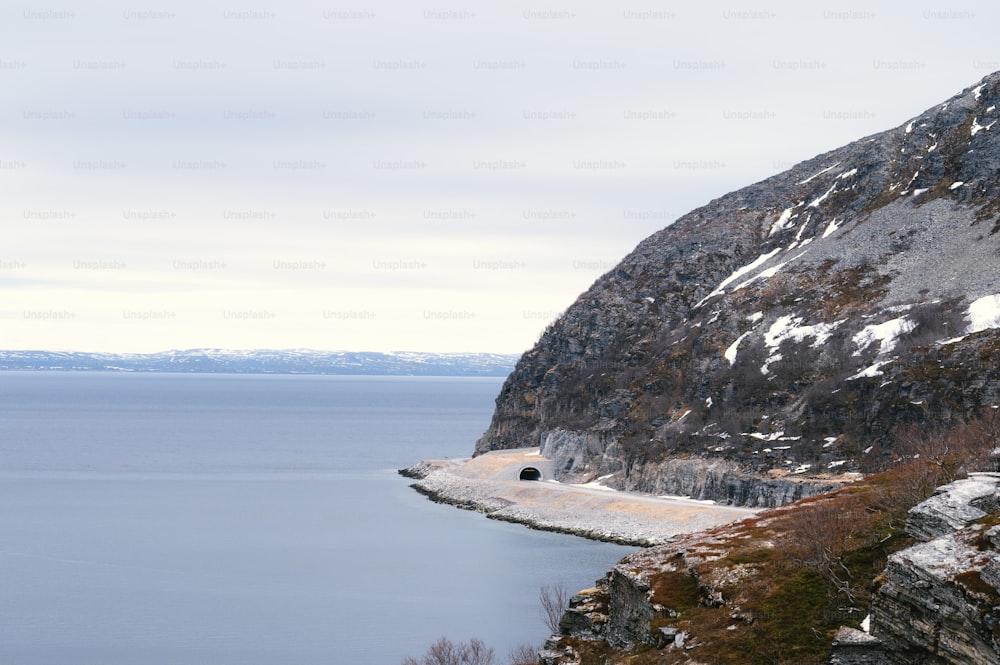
[0,373,633,664]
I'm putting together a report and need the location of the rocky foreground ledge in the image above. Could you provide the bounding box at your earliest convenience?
[531,471,1000,665]
[400,448,756,547]
[856,472,1000,664]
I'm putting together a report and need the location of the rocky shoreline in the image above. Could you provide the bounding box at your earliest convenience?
[399,449,757,548]
[415,485,654,547]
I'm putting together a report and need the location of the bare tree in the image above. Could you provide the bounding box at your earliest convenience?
[401,637,496,665]
[426,637,461,665]
[462,638,495,665]
[507,643,539,665]
[786,496,867,603]
[539,584,569,634]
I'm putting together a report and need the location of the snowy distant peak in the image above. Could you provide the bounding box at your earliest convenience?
[0,349,519,377]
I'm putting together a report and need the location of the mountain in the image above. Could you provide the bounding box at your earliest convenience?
[475,71,1000,507]
[0,349,519,377]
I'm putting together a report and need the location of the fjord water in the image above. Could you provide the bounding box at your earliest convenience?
[0,373,633,664]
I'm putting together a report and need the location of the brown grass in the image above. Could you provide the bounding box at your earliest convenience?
[613,412,1000,664]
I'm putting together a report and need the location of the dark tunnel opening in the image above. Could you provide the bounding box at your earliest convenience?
[519,467,542,481]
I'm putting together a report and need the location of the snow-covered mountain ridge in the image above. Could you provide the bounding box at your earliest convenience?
[0,349,519,377]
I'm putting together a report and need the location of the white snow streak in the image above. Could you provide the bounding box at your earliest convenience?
[901,170,921,194]
[733,250,810,292]
[725,330,753,365]
[797,163,840,185]
[745,431,794,441]
[793,216,811,242]
[714,250,782,291]
[808,182,838,208]
[847,360,892,381]
[695,248,783,307]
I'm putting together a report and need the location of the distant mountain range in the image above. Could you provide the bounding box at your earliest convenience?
[0,349,520,377]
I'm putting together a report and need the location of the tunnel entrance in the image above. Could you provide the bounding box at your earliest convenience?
[519,466,543,481]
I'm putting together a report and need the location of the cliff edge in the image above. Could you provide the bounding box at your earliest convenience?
[538,466,1000,664]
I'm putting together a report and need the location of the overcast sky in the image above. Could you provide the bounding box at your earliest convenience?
[2,1,997,354]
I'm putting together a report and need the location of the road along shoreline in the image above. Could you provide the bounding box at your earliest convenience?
[400,448,758,547]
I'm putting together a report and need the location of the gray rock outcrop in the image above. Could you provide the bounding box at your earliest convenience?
[905,472,1000,541]
[539,545,691,664]
[829,472,1000,664]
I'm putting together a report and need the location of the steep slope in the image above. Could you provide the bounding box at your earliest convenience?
[476,72,1000,506]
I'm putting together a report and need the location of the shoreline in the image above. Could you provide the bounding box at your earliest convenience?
[407,481,657,547]
[400,448,759,548]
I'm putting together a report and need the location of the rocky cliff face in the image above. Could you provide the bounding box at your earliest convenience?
[477,72,1000,506]
[864,473,1000,664]
[538,472,1000,665]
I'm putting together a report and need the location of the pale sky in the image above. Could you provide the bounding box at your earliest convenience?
[2,1,997,354]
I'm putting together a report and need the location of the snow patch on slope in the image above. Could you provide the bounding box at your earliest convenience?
[853,317,915,355]
[968,294,1000,334]
[761,316,840,375]
[769,206,798,236]
[971,118,997,136]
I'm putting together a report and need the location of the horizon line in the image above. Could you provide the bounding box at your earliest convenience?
[0,347,524,357]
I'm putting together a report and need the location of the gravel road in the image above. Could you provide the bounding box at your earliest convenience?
[401,449,757,546]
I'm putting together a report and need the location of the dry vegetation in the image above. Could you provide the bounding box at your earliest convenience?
[556,410,1000,665]
[402,637,541,665]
